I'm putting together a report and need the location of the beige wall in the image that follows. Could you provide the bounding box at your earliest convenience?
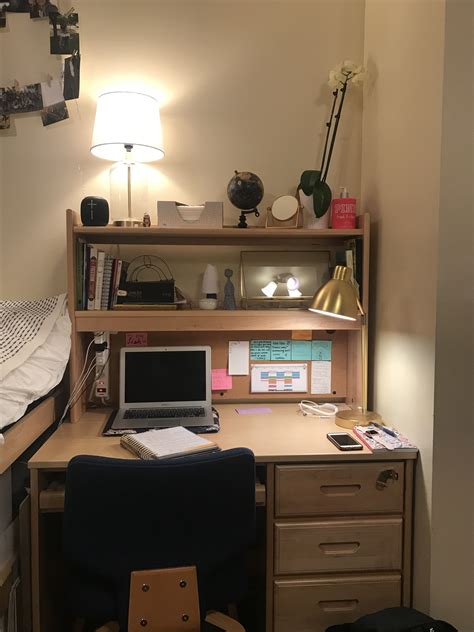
[362,0,473,628]
[430,0,473,627]
[0,0,364,300]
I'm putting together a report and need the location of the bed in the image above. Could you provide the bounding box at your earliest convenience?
[0,294,71,474]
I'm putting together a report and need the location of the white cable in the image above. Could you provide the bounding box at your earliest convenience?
[298,400,339,417]
[58,335,101,424]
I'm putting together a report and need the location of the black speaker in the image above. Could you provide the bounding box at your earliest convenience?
[80,196,109,226]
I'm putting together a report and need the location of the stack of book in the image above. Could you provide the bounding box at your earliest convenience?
[76,241,128,310]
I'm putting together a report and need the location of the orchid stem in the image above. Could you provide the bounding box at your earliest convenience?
[322,79,348,183]
[319,89,339,177]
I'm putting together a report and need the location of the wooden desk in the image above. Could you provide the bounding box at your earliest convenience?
[28,404,416,632]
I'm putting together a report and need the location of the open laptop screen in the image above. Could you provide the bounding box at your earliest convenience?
[124,350,207,404]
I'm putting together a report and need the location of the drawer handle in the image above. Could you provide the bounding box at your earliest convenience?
[318,599,359,613]
[319,541,360,556]
[320,484,361,497]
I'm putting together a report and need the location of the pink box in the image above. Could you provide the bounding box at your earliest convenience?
[331,197,356,229]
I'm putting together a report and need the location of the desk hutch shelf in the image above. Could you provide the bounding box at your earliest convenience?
[66,209,370,422]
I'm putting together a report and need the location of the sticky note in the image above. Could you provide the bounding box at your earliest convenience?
[250,340,272,361]
[312,340,332,361]
[291,340,312,361]
[228,341,249,375]
[271,340,292,361]
[311,361,332,394]
[211,369,233,391]
[235,407,272,415]
[125,332,148,347]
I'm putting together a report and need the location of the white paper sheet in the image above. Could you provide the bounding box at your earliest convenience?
[311,361,331,394]
[228,340,249,375]
[251,364,307,393]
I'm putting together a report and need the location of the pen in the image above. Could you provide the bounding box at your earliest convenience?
[372,421,397,437]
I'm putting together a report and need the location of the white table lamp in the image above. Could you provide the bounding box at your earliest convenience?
[90,91,164,226]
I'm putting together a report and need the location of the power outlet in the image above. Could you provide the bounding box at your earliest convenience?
[94,332,110,399]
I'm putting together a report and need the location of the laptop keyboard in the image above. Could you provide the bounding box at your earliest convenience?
[123,407,206,420]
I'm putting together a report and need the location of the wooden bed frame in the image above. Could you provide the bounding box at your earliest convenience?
[0,391,65,475]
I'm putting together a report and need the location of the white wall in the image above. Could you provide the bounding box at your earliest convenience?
[430,0,474,627]
[0,0,365,299]
[362,0,473,628]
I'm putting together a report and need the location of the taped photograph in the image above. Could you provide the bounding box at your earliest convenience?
[62,53,80,100]
[50,11,79,54]
[40,79,69,126]
[29,0,58,19]
[1,84,43,114]
[4,0,30,12]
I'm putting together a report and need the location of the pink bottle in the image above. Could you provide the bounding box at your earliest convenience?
[331,187,356,229]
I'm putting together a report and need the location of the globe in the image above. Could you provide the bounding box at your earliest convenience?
[227,171,264,210]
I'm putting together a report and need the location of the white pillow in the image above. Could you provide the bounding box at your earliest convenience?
[0,302,71,430]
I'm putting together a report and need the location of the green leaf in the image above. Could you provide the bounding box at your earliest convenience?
[312,180,332,218]
[299,170,321,196]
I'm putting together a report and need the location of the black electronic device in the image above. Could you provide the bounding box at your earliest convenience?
[327,432,363,451]
[80,196,109,226]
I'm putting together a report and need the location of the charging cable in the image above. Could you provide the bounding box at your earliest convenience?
[298,400,339,417]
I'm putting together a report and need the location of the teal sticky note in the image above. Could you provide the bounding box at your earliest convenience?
[291,340,312,361]
[271,340,292,361]
[250,340,271,361]
[312,340,332,361]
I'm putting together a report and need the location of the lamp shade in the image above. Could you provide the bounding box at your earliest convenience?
[308,265,359,320]
[90,91,164,163]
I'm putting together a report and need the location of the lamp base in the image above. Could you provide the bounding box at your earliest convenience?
[113,218,143,227]
[335,409,382,429]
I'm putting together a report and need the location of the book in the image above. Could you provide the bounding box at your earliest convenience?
[87,246,98,310]
[120,426,220,460]
[100,254,114,310]
[94,250,106,310]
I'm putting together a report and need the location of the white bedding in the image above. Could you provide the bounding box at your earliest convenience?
[0,294,71,432]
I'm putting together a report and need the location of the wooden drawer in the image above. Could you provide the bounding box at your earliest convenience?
[275,463,404,516]
[275,516,402,574]
[274,574,401,632]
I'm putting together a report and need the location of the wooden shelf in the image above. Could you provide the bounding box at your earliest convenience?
[74,309,361,332]
[73,225,364,246]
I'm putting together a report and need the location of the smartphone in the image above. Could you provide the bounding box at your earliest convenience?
[327,432,363,451]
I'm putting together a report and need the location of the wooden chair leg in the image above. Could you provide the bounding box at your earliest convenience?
[206,611,245,632]
[95,623,119,632]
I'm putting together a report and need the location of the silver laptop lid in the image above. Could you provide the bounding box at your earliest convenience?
[119,346,211,410]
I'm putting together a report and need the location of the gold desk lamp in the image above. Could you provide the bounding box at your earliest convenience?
[308,265,381,429]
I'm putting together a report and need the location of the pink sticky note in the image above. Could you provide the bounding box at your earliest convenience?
[125,332,148,347]
[211,368,233,391]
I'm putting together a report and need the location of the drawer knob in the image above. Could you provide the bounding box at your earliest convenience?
[319,541,360,556]
[376,469,399,490]
[318,599,359,613]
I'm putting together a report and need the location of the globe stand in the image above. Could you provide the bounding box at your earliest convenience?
[237,208,260,229]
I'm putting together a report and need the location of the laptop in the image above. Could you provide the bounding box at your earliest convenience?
[110,346,213,430]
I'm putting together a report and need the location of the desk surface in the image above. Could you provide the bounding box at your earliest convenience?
[28,403,417,469]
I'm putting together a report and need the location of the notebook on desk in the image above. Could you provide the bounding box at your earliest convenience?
[110,346,214,430]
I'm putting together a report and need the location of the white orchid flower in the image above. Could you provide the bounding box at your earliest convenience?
[342,60,359,73]
[352,71,367,85]
[328,69,345,88]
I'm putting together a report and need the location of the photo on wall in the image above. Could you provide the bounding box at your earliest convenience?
[0,84,43,114]
[49,11,79,54]
[4,0,30,12]
[40,79,69,126]
[29,0,59,19]
[0,3,7,26]
[62,53,80,100]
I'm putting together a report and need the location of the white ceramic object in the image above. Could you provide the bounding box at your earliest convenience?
[299,190,330,229]
[199,298,218,310]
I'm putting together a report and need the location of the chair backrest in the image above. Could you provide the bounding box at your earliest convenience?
[63,448,255,628]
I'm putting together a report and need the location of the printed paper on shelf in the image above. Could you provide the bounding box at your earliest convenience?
[311,361,331,394]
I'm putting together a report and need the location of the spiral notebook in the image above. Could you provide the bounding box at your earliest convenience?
[120,426,220,460]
